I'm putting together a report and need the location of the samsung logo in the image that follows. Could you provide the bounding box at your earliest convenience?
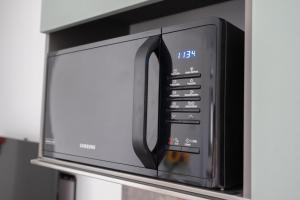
[79,143,96,150]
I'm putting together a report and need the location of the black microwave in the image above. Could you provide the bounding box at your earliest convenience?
[43,18,244,189]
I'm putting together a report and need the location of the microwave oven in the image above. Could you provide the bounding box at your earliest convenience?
[43,18,244,189]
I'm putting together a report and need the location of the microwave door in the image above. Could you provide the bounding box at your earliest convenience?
[43,35,161,176]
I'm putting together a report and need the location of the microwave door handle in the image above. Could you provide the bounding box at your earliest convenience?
[132,36,160,169]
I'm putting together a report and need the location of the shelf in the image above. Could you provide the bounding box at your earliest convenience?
[31,158,248,200]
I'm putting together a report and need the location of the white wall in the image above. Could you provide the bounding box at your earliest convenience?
[252,0,300,199]
[41,0,156,32]
[0,0,45,142]
[76,175,122,200]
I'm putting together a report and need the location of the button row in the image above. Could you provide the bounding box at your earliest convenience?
[166,145,200,154]
[169,101,200,109]
[170,78,201,87]
[170,67,201,77]
[169,89,201,98]
[170,112,200,120]
[166,108,201,124]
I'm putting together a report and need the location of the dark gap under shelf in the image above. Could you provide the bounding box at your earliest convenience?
[48,0,231,51]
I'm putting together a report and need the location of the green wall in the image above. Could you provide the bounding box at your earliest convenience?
[252,0,300,199]
[41,0,159,32]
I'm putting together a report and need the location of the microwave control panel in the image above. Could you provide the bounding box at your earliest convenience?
[167,74,202,154]
[159,25,216,181]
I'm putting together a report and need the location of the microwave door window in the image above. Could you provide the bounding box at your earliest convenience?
[44,37,160,175]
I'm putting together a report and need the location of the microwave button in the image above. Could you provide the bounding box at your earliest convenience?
[186,78,200,86]
[169,78,201,87]
[183,89,200,97]
[169,89,200,98]
[181,147,200,154]
[170,79,180,87]
[170,68,181,76]
[169,102,180,109]
[184,101,199,109]
[170,101,201,109]
[169,90,180,98]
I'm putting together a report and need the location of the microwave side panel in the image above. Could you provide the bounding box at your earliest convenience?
[221,21,245,189]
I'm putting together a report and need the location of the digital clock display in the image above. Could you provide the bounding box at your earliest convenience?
[177,50,196,59]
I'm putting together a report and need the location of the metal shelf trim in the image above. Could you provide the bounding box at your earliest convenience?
[31,157,248,200]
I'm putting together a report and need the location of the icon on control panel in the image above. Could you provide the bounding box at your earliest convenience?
[185,138,191,146]
[170,90,180,97]
[171,113,177,119]
[168,137,173,145]
[184,138,198,146]
[171,69,180,76]
[170,102,179,108]
[185,101,197,108]
[173,137,180,145]
[188,114,194,119]
[187,78,196,85]
[169,137,180,145]
[184,90,199,97]
[185,67,199,74]
[170,80,180,87]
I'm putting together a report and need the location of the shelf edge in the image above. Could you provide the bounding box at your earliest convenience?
[31,158,249,200]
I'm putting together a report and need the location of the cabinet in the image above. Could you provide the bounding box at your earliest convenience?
[34,0,252,200]
[40,0,160,32]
